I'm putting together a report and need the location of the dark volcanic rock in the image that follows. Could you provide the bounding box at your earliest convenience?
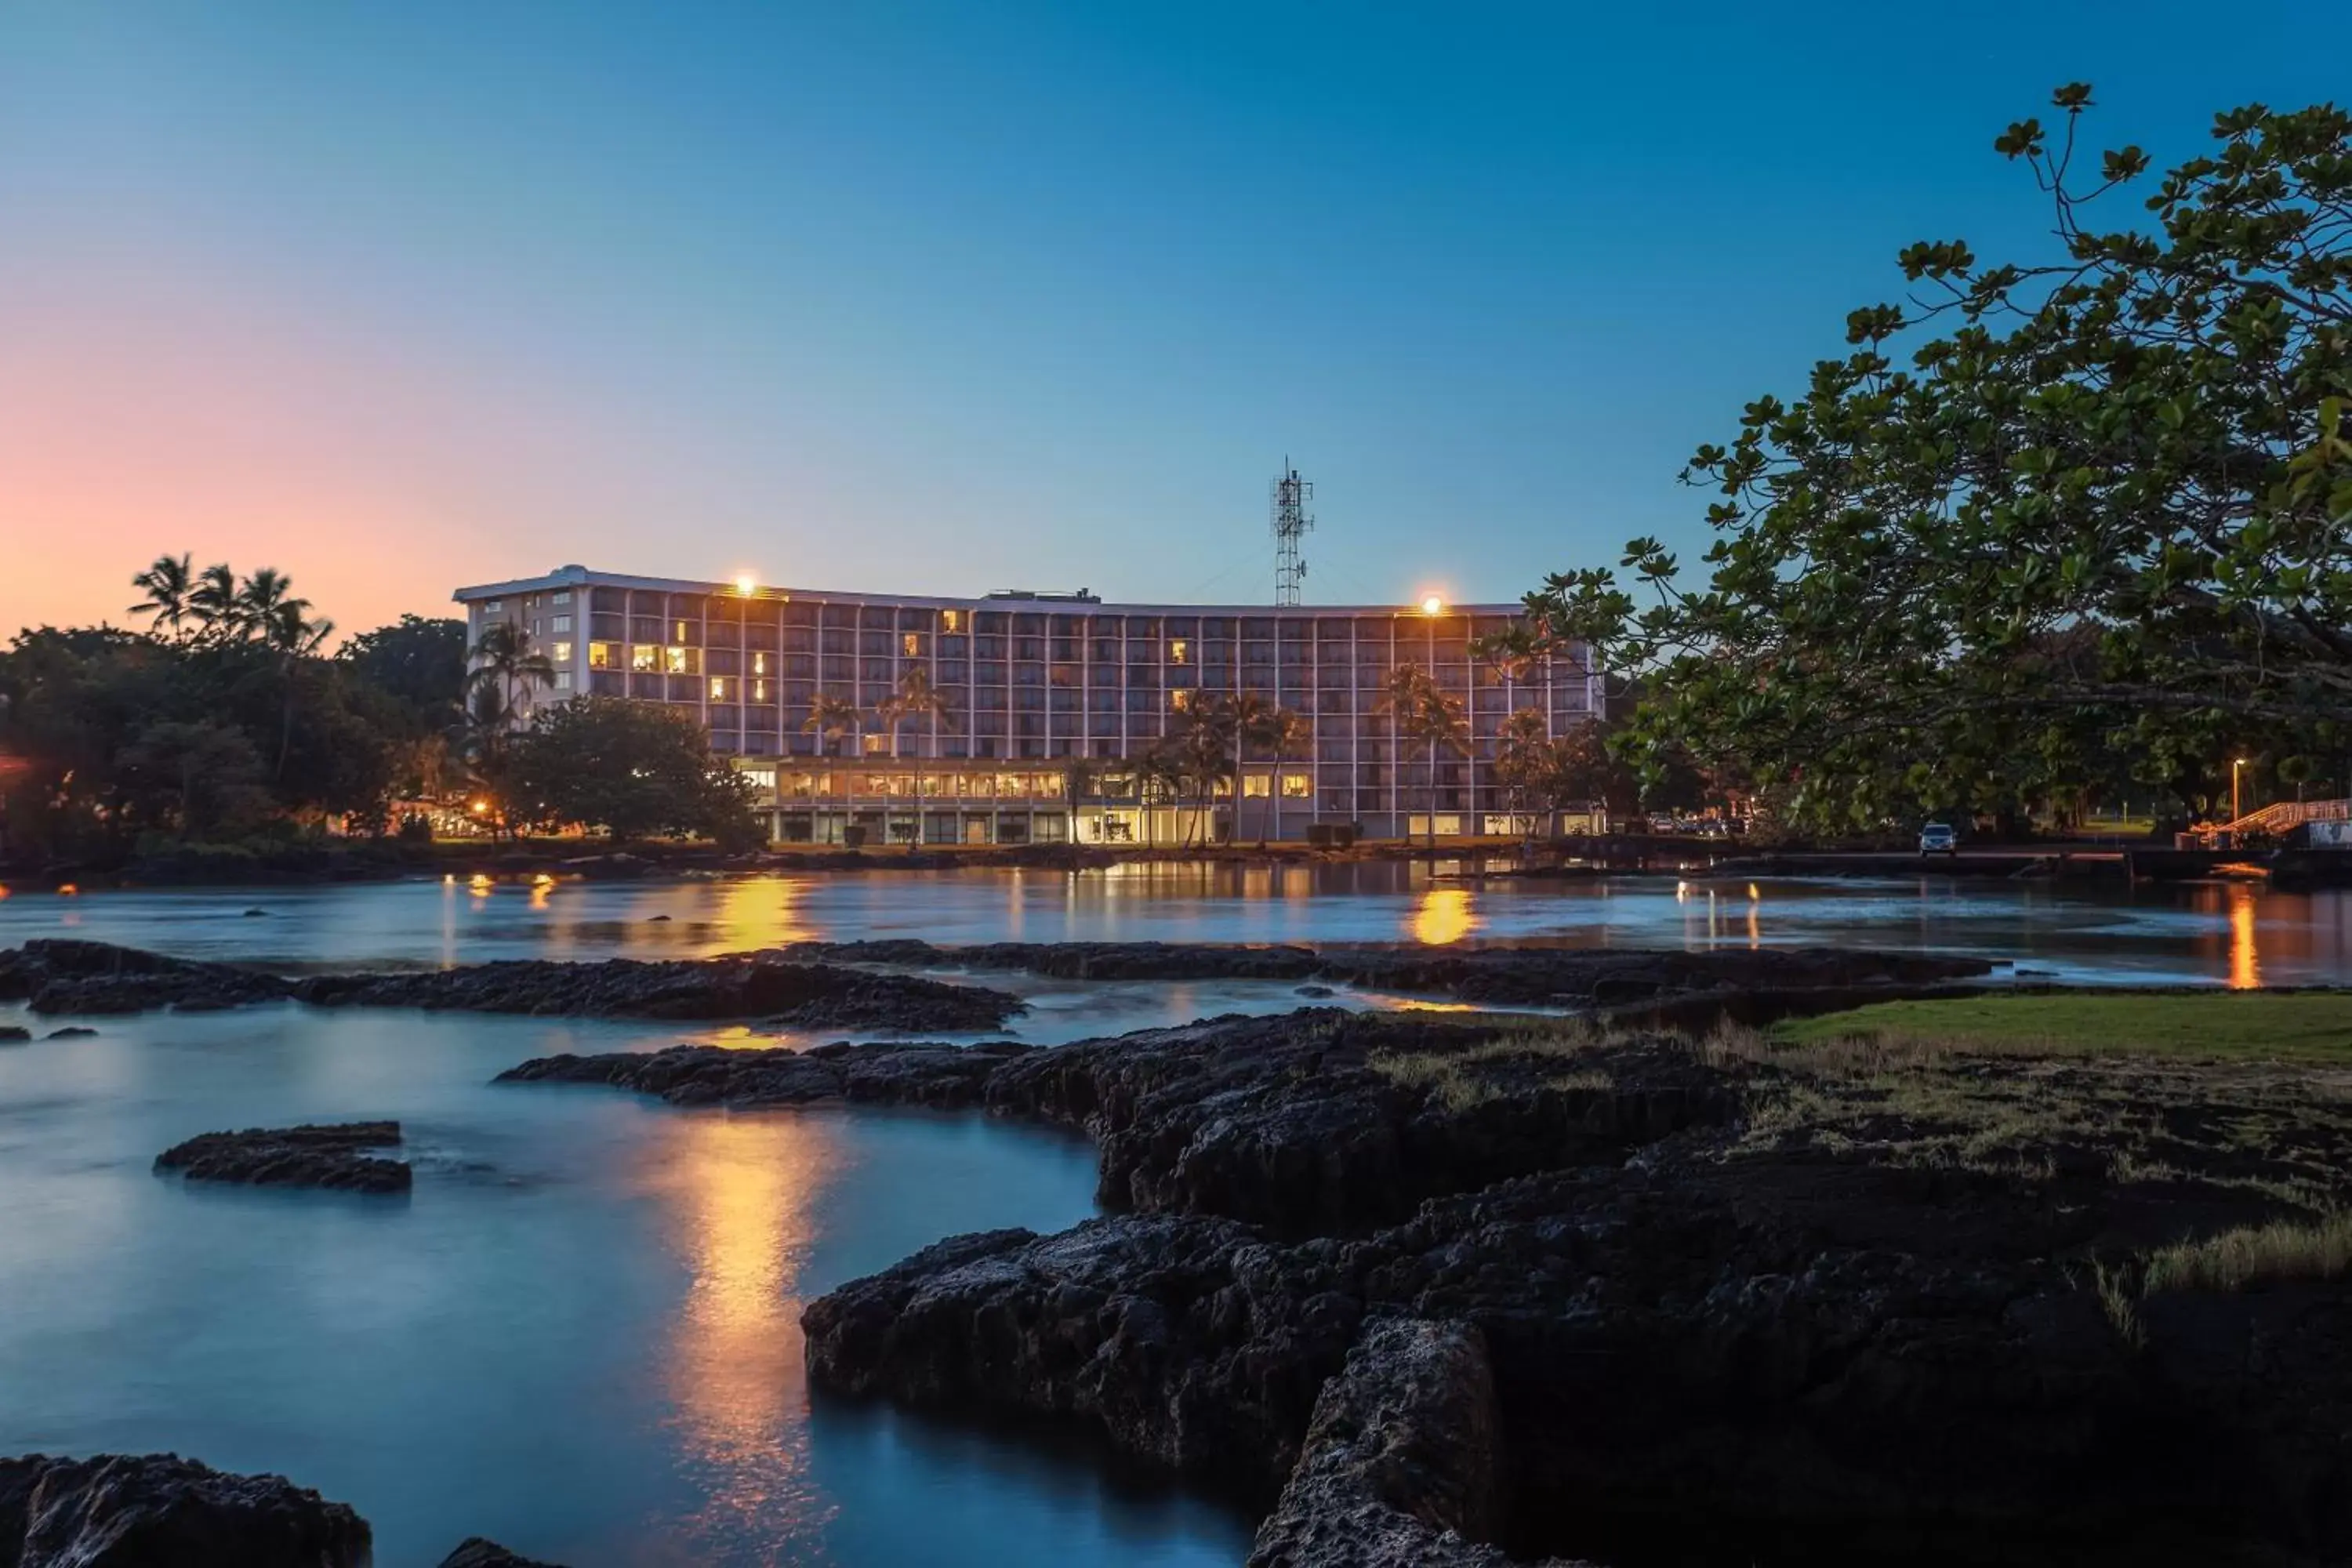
[496,1040,1033,1109]
[45,1025,99,1038]
[0,1451,371,1566]
[0,938,293,1014]
[155,1121,412,1192]
[801,1214,1361,1494]
[0,1025,27,1043]
[1247,1318,1593,1568]
[292,954,1022,1030]
[776,938,1991,1008]
[805,1018,2352,1566]
[438,1538,569,1568]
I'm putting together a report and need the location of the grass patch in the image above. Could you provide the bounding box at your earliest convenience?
[2142,1213,2352,1295]
[1771,991,2352,1062]
[1370,1021,1617,1110]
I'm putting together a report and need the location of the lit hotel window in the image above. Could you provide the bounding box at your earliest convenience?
[1282,773,1312,797]
[942,609,962,632]
[710,677,728,700]
[1171,688,1193,711]
[665,646,691,675]
[903,633,921,656]
[862,734,887,754]
[673,620,689,643]
[751,679,768,702]
[587,642,614,669]
[551,642,572,665]
[1170,638,1189,666]
[630,645,658,673]
[1243,775,1271,797]
[753,652,768,676]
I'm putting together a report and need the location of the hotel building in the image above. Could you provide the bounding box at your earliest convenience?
[454,566,1602,845]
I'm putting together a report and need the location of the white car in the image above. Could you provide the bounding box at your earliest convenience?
[1918,822,1958,857]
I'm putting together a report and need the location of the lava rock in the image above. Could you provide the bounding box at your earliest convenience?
[802,1214,1363,1495]
[495,1040,1034,1109]
[292,954,1023,1030]
[0,1025,27,1043]
[46,1025,99,1039]
[438,1538,569,1568]
[155,1121,412,1193]
[1247,1318,1595,1568]
[0,1452,371,1566]
[0,939,293,1014]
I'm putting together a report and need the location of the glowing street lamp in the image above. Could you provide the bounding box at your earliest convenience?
[2233,757,2249,823]
[735,573,758,597]
[1420,595,1444,616]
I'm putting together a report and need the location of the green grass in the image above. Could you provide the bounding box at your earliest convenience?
[2143,1213,2352,1295]
[1769,991,2352,1062]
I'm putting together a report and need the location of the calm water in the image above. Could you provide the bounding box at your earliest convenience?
[5,864,2352,1566]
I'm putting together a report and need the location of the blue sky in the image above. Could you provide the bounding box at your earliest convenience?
[2,2,2342,632]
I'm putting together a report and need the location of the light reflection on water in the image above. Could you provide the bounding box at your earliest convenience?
[9,863,2352,988]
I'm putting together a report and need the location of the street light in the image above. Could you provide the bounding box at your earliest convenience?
[1420,595,1444,616]
[735,572,758,597]
[2233,757,2249,823]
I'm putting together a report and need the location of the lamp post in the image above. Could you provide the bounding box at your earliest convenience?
[2232,757,2248,825]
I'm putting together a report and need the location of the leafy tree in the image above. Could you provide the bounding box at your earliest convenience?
[512,695,761,846]
[468,622,554,723]
[115,719,274,840]
[339,615,466,720]
[1512,88,2352,833]
[1250,702,1312,848]
[1380,664,1466,847]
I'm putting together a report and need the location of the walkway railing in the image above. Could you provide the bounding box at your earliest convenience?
[2198,797,2352,843]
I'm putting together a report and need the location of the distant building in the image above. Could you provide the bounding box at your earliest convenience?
[453,566,1601,844]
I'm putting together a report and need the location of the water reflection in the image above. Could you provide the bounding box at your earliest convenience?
[2229,881,2261,990]
[647,1112,842,1563]
[1410,887,1477,946]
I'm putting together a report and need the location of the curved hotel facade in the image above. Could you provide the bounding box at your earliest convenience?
[455,566,1603,845]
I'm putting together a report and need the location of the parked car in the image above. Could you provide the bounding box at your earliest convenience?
[1918,822,1958,857]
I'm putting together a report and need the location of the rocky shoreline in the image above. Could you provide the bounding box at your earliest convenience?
[154,1121,412,1193]
[0,938,1024,1030]
[0,1452,560,1567]
[677,1008,2352,1566]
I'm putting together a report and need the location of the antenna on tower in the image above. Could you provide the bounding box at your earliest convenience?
[1271,461,1314,607]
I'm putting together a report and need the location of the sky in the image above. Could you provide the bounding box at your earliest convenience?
[1,2,2343,639]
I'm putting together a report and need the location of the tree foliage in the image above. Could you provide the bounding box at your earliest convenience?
[508,696,762,848]
[1515,89,2352,831]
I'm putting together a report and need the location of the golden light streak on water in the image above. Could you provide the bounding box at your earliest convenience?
[1410,887,1478,946]
[710,878,820,948]
[2230,881,2262,990]
[648,1112,843,1563]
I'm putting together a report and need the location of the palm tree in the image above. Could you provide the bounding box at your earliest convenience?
[261,597,336,778]
[189,563,239,642]
[804,692,860,757]
[233,568,304,644]
[455,682,522,839]
[1254,705,1312,848]
[876,666,953,848]
[1381,664,1465,848]
[1224,691,1274,842]
[1134,747,1187,848]
[128,554,196,640]
[469,622,554,724]
[1421,685,1468,849]
[1172,697,1238,847]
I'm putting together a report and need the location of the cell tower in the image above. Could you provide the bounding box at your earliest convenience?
[1271,463,1314,607]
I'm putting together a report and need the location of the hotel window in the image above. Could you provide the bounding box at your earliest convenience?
[1169,638,1189,666]
[902,633,921,656]
[1281,772,1312,798]
[1243,774,1271,797]
[553,672,574,692]
[742,765,777,790]
[551,615,572,633]
[863,734,887,754]
[552,642,573,664]
[710,677,729,700]
[673,620,690,644]
[665,646,698,675]
[752,679,768,702]
[551,590,571,605]
[1170,688,1194,711]
[942,609,963,632]
[483,600,503,613]
[586,642,613,668]
[753,652,769,676]
[630,645,658,673]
